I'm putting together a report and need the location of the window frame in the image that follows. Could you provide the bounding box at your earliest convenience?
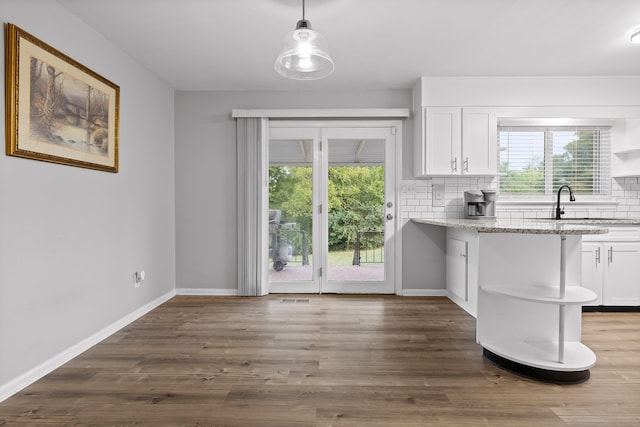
[497,119,612,200]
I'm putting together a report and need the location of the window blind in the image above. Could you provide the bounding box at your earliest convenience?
[498,125,611,196]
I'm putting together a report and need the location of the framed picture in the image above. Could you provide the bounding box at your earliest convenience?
[5,23,119,172]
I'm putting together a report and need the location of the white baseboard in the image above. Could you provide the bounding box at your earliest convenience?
[401,289,448,297]
[176,288,238,296]
[0,290,176,404]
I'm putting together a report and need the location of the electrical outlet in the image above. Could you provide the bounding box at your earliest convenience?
[432,184,445,207]
[402,181,416,196]
[134,270,146,288]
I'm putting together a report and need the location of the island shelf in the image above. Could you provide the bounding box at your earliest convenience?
[413,218,607,384]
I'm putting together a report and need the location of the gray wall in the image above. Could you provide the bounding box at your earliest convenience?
[0,0,176,387]
[174,90,418,291]
[401,221,446,292]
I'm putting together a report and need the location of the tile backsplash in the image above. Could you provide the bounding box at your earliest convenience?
[400,177,640,220]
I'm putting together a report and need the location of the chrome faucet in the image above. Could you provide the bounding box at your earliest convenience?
[555,185,575,219]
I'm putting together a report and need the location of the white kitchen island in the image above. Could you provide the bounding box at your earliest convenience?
[413,218,608,384]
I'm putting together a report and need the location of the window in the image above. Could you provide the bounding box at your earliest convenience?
[498,122,611,197]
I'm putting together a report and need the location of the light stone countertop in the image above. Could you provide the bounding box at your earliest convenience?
[411,218,615,235]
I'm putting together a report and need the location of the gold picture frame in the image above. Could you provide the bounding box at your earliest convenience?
[5,23,119,172]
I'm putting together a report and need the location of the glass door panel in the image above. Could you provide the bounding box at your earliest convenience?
[267,122,396,294]
[267,127,320,293]
[326,138,385,282]
[322,127,395,294]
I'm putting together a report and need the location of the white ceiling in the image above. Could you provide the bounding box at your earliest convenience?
[57,0,640,91]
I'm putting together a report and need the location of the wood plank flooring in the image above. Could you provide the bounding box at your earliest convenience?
[0,295,639,426]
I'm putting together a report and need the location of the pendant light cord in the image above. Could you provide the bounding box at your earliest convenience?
[302,0,306,20]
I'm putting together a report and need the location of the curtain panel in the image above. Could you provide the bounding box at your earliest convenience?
[236,117,268,296]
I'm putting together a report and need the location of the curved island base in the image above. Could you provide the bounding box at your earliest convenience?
[483,348,591,384]
[413,218,607,384]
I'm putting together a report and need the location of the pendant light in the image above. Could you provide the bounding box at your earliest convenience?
[274,0,335,80]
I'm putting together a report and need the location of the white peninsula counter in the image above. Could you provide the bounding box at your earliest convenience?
[413,218,608,384]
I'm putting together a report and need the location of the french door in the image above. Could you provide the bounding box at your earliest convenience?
[267,121,398,294]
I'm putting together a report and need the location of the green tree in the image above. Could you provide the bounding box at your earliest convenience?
[552,130,595,193]
[327,166,384,250]
[499,158,544,194]
[268,165,385,252]
[500,129,598,195]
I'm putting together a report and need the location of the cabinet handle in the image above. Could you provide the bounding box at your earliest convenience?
[608,246,613,264]
[460,253,466,258]
[452,157,457,172]
[464,157,469,172]
[595,247,600,264]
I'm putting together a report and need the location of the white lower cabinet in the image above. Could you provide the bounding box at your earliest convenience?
[446,228,478,317]
[447,238,468,302]
[581,242,603,305]
[582,227,640,306]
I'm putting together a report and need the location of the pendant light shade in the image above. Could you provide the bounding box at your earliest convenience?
[274,1,334,80]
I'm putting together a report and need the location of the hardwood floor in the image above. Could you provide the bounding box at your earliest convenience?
[0,295,639,426]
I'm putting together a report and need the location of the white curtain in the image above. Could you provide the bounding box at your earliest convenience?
[236,118,268,296]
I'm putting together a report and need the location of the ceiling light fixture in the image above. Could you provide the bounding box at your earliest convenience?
[632,29,640,44]
[274,0,334,80]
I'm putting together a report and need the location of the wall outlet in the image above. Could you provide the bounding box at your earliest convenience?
[432,184,445,207]
[134,270,146,288]
[402,181,416,196]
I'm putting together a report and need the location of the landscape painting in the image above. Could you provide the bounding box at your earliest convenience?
[5,23,119,172]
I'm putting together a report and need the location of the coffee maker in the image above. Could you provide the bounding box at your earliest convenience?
[464,189,496,219]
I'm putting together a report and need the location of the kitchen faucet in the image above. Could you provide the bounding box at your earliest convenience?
[555,185,575,219]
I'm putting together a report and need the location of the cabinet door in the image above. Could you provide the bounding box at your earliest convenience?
[424,107,461,175]
[447,237,468,301]
[581,242,603,305]
[604,242,640,305]
[462,108,497,175]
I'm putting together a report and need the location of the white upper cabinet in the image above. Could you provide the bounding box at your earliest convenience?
[415,106,497,177]
[422,107,461,175]
[462,108,498,175]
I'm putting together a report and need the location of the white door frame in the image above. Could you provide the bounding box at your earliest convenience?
[267,119,403,295]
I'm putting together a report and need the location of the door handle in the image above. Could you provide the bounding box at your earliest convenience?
[386,213,394,220]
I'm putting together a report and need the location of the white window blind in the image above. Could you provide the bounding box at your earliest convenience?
[498,124,611,196]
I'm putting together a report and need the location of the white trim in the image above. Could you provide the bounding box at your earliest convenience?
[231,108,410,119]
[402,289,448,297]
[394,121,403,296]
[270,119,405,130]
[0,290,175,404]
[416,76,640,107]
[498,118,615,127]
[176,288,239,296]
[267,120,403,295]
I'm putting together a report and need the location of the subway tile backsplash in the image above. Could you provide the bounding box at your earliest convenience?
[400,177,640,220]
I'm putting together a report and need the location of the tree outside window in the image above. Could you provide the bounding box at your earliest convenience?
[499,126,610,197]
